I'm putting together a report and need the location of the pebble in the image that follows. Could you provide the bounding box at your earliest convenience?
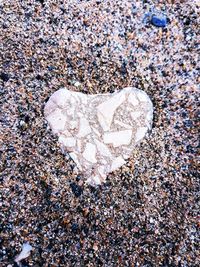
[15,243,33,265]
[74,81,81,87]
[0,72,10,82]
[71,223,79,233]
[151,14,167,27]
[70,182,83,197]
[47,66,55,71]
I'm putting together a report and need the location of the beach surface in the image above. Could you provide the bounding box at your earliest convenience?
[0,1,199,266]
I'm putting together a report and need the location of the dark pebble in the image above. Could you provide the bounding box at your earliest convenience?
[81,225,89,235]
[70,182,83,197]
[183,119,193,128]
[24,115,30,123]
[48,66,55,71]
[120,62,128,76]
[71,223,79,233]
[151,14,167,27]
[36,74,43,80]
[36,0,45,6]
[186,145,194,153]
[0,87,5,95]
[76,175,81,182]
[0,72,10,82]
[184,18,191,26]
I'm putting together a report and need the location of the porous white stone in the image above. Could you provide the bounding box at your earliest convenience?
[44,87,153,185]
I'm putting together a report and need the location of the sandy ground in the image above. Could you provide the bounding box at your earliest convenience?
[0,0,199,266]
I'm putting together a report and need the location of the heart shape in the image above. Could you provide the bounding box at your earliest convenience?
[44,87,153,185]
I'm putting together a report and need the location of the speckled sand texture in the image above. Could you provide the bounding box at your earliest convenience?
[0,1,199,266]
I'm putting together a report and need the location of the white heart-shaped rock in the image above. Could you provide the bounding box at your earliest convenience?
[44,87,153,185]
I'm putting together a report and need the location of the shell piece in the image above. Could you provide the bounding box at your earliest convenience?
[46,109,66,133]
[15,243,33,265]
[94,139,112,157]
[97,91,126,131]
[110,156,126,172]
[59,136,76,147]
[103,130,132,148]
[77,117,91,137]
[83,143,97,163]
[44,87,153,185]
[135,127,148,143]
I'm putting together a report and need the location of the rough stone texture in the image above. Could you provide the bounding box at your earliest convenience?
[0,0,199,267]
[44,87,153,185]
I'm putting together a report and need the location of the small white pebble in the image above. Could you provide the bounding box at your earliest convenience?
[150,217,154,223]
[15,243,33,264]
[74,81,81,87]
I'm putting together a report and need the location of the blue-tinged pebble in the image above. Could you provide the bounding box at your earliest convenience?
[151,14,167,27]
[70,182,83,197]
[48,66,55,71]
[71,223,79,232]
[0,72,9,82]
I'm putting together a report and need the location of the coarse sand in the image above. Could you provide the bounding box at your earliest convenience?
[0,1,199,266]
